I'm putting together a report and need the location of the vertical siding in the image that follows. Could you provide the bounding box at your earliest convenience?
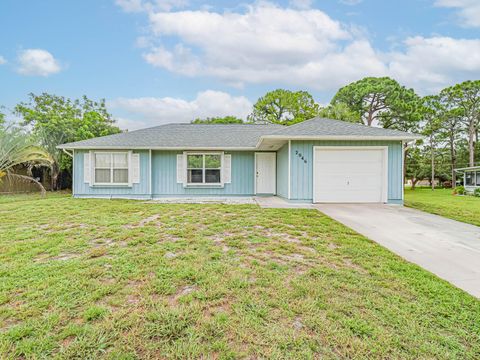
[73,150,150,197]
[276,144,289,198]
[151,151,255,196]
[289,140,403,203]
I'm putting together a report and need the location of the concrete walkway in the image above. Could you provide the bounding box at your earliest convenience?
[255,196,313,209]
[314,204,480,298]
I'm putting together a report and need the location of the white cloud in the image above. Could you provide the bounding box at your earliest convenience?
[387,36,480,93]
[0,56,6,65]
[109,90,252,130]
[124,2,480,95]
[143,3,384,90]
[16,49,62,76]
[435,0,480,27]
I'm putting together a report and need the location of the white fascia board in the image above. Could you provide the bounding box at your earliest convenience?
[258,135,423,142]
[57,146,257,151]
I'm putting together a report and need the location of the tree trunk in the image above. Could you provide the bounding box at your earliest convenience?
[468,123,476,167]
[450,136,456,188]
[50,163,59,191]
[431,139,435,191]
[410,178,418,190]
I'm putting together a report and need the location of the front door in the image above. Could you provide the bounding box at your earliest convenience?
[255,152,276,195]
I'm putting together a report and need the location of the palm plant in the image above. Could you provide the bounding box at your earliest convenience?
[0,126,52,195]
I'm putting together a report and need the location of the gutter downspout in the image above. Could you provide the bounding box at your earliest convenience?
[287,140,291,200]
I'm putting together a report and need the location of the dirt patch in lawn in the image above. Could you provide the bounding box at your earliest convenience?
[123,214,162,229]
[168,285,198,306]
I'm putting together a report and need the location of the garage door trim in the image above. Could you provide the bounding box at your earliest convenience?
[312,146,388,203]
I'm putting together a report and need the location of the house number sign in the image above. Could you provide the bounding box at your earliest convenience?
[295,150,307,164]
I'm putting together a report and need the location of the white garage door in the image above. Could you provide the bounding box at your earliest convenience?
[313,147,387,203]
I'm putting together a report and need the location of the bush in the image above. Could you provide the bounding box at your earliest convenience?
[454,186,466,195]
[474,188,480,197]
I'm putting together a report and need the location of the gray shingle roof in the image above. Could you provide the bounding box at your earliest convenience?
[58,123,284,149]
[265,117,421,139]
[58,118,420,150]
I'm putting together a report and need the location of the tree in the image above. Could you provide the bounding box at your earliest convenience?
[191,116,244,124]
[405,146,428,190]
[441,81,480,167]
[248,89,320,125]
[15,93,121,190]
[436,88,463,184]
[420,96,443,190]
[331,77,421,130]
[318,102,360,123]
[0,126,52,195]
[0,106,6,129]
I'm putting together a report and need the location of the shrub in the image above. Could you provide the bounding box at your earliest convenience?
[474,188,480,197]
[454,186,466,195]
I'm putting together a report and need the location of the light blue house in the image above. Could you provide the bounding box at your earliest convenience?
[58,118,420,204]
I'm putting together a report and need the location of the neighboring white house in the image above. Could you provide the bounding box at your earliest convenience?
[455,166,480,193]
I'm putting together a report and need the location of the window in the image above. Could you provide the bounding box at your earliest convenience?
[465,171,475,186]
[94,152,129,185]
[187,153,221,184]
[477,172,480,186]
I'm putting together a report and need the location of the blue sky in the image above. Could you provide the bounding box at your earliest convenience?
[1,0,479,129]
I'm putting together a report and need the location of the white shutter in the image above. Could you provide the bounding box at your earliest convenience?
[223,154,231,184]
[131,153,140,184]
[176,154,186,184]
[84,153,91,184]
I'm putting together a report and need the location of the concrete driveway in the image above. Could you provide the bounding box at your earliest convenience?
[314,204,480,298]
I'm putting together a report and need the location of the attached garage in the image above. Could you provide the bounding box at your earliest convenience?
[313,146,388,203]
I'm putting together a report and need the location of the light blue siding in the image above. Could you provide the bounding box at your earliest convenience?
[151,151,254,196]
[276,143,288,198]
[289,140,403,203]
[73,150,150,198]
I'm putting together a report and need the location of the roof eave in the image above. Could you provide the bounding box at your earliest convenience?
[56,145,257,151]
[454,166,480,172]
[256,134,422,147]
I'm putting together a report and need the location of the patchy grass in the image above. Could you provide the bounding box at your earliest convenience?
[405,188,480,226]
[0,194,479,359]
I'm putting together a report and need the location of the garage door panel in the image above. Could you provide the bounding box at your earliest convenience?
[315,163,382,174]
[314,148,387,203]
[316,150,382,163]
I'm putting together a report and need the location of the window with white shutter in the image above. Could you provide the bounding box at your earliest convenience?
[223,154,231,184]
[84,153,91,184]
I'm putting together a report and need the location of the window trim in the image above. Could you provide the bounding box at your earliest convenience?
[185,152,223,187]
[465,171,475,187]
[92,151,131,186]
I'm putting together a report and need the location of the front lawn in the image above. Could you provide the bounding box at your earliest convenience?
[1,194,479,359]
[405,188,480,226]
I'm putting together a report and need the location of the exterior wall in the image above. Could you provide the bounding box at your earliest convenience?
[73,150,151,198]
[72,141,404,203]
[289,140,404,203]
[276,143,289,198]
[152,151,254,196]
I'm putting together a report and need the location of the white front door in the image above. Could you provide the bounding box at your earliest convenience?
[313,147,387,203]
[255,152,276,194]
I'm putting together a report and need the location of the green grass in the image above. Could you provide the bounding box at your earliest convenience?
[405,188,480,226]
[1,194,479,359]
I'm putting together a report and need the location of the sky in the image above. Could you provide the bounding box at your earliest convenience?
[0,0,479,130]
